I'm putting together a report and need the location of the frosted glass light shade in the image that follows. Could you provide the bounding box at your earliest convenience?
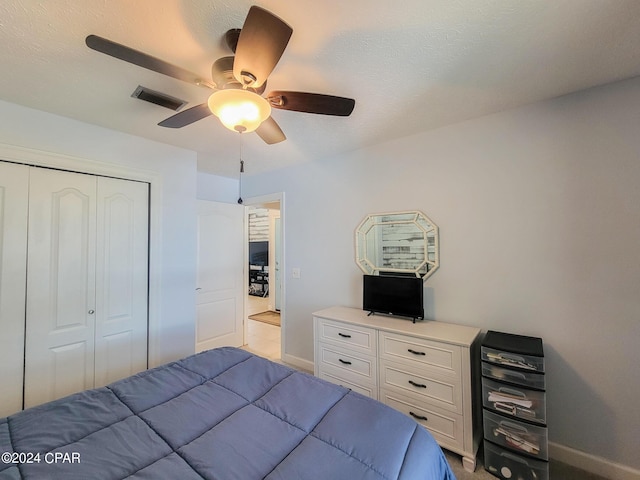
[207,89,271,133]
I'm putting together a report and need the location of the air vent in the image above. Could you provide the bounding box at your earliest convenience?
[131,86,187,111]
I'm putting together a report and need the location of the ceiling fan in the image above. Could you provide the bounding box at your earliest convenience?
[85,5,355,145]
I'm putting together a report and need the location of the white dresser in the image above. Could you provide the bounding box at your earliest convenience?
[313,306,481,472]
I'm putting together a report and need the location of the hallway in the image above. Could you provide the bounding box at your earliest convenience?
[243,295,280,361]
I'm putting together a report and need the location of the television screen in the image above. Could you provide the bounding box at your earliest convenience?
[363,274,424,321]
[249,241,268,266]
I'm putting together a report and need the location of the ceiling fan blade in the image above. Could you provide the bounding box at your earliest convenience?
[233,6,292,89]
[158,103,212,128]
[224,29,241,53]
[85,34,214,89]
[267,91,355,116]
[255,116,286,144]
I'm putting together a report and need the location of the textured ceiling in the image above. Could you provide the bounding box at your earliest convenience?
[0,0,639,177]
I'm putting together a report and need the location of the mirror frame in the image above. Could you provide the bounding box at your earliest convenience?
[355,210,439,281]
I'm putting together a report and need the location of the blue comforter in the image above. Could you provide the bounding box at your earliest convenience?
[0,347,455,479]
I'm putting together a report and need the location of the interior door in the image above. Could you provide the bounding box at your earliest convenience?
[196,200,245,351]
[94,177,149,387]
[24,168,97,408]
[0,162,29,417]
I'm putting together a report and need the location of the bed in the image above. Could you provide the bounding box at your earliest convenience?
[0,347,455,479]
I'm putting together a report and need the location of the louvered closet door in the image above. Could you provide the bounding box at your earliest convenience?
[0,162,29,417]
[24,169,149,408]
[24,168,98,408]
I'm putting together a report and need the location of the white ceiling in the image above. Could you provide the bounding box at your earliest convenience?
[1,1,639,178]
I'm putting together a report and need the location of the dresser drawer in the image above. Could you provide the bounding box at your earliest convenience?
[482,362,545,390]
[316,318,377,355]
[312,306,481,471]
[380,360,462,413]
[380,332,461,377]
[483,409,548,460]
[481,346,544,373]
[482,377,546,424]
[380,389,464,450]
[318,370,377,399]
[317,345,377,383]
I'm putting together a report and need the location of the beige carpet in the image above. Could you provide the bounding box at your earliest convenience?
[248,310,280,327]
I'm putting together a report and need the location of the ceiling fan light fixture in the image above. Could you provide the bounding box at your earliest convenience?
[208,89,271,133]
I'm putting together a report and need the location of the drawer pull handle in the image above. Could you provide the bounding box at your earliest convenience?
[408,380,427,389]
[338,358,352,365]
[338,333,352,338]
[407,349,425,356]
[409,411,428,421]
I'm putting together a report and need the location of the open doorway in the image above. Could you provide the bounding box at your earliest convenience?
[244,196,282,361]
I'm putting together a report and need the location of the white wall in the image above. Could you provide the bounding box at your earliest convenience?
[242,76,640,472]
[0,99,198,366]
[197,171,240,203]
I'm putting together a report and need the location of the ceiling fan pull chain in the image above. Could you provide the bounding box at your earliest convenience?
[238,133,244,204]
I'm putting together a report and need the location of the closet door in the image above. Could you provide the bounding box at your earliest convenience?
[94,177,148,387]
[24,168,98,408]
[0,162,29,417]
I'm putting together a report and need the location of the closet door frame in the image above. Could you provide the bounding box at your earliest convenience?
[0,163,29,417]
[0,144,164,368]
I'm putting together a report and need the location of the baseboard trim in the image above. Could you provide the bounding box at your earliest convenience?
[549,442,640,480]
[280,352,314,374]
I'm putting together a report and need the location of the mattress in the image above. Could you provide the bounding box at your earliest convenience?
[0,347,455,479]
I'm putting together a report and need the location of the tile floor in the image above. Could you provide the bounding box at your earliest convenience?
[243,294,281,361]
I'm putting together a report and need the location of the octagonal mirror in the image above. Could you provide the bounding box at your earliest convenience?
[355,211,439,280]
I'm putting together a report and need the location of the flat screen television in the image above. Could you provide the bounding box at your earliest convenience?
[249,241,268,266]
[363,274,424,322]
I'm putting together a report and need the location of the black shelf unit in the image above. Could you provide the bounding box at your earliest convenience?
[248,266,268,297]
[248,241,269,297]
[481,330,549,480]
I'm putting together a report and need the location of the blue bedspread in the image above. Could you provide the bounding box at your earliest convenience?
[0,347,455,479]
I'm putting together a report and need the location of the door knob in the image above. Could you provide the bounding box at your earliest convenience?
[88,310,95,314]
